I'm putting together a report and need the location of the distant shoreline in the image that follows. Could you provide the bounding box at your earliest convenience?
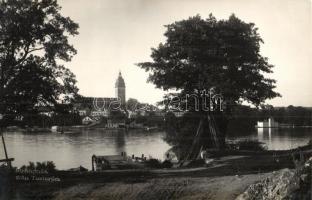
[4,125,162,133]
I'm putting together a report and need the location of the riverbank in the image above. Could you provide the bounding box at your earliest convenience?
[6,144,312,199]
[5,167,272,200]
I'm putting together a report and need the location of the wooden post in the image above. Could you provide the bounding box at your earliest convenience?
[1,129,11,168]
[91,155,95,171]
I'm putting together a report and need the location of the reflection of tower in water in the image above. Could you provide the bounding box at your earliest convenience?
[115,130,126,153]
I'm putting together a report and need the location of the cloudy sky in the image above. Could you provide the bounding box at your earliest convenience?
[58,0,311,106]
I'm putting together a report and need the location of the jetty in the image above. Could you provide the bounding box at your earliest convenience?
[92,152,148,171]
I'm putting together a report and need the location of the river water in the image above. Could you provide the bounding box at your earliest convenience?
[1,128,311,170]
[0,129,171,170]
[229,127,312,150]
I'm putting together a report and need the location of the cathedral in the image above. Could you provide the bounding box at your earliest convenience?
[76,72,126,118]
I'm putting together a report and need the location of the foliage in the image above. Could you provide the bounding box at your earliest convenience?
[144,159,173,168]
[126,98,140,111]
[110,110,127,121]
[20,161,56,173]
[259,105,312,126]
[134,114,164,127]
[227,105,312,132]
[230,140,267,151]
[0,0,79,127]
[138,14,280,151]
[145,159,162,169]
[164,112,200,159]
[226,105,259,136]
[50,112,82,126]
[162,160,173,168]
[138,14,280,106]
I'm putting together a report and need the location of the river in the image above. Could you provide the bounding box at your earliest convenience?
[229,127,312,150]
[1,128,311,170]
[0,129,171,170]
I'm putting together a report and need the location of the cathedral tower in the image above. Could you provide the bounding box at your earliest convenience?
[115,72,126,105]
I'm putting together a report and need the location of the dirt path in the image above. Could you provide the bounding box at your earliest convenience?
[53,172,271,200]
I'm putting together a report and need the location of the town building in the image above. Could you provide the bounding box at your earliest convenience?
[90,110,109,117]
[76,72,126,117]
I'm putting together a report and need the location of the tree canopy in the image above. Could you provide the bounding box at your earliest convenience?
[0,0,79,125]
[138,14,281,154]
[138,14,280,108]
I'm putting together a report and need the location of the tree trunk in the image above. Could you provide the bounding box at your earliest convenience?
[180,112,227,164]
[180,118,204,165]
[196,113,227,153]
[207,114,220,149]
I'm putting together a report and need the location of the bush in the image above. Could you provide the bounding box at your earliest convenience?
[162,160,173,168]
[145,159,162,169]
[20,161,56,173]
[232,140,267,151]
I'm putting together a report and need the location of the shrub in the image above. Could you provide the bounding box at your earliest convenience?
[162,160,173,168]
[145,159,162,169]
[20,161,56,173]
[233,140,267,151]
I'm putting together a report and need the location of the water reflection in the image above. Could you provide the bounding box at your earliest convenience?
[0,130,171,170]
[256,128,312,150]
[1,128,311,170]
[228,127,312,150]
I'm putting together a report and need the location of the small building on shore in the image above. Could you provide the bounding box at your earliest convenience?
[91,110,109,117]
[257,117,279,128]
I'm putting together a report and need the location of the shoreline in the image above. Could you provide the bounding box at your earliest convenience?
[4,125,162,133]
[2,144,312,199]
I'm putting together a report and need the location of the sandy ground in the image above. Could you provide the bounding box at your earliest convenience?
[53,172,271,200]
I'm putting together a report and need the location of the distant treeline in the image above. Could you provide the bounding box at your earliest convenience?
[227,105,312,136]
[259,105,312,126]
[4,113,82,128]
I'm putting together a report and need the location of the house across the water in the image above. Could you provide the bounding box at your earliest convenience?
[256,117,279,128]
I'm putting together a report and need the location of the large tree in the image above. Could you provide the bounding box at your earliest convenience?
[0,0,79,126]
[138,14,280,158]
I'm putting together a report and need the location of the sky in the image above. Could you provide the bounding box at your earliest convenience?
[58,0,312,107]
